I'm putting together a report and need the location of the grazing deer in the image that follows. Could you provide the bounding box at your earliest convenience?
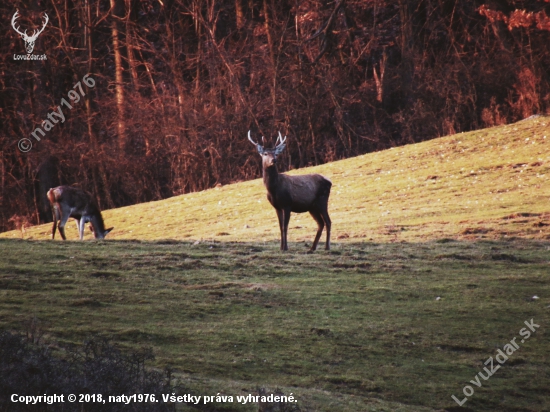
[248,130,332,251]
[47,186,113,240]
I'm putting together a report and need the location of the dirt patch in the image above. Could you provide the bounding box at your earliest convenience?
[89,271,120,279]
[438,344,485,353]
[491,254,530,263]
[183,282,278,291]
[461,227,492,235]
[71,298,102,307]
[503,212,541,219]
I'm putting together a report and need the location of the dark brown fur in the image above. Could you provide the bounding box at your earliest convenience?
[249,131,332,251]
[47,186,113,240]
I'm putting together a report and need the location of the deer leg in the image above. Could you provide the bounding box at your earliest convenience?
[282,208,291,251]
[57,208,72,241]
[276,209,285,250]
[51,205,60,239]
[316,195,332,250]
[309,211,325,251]
[78,217,87,240]
[321,209,331,250]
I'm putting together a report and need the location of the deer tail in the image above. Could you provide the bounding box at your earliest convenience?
[46,188,56,205]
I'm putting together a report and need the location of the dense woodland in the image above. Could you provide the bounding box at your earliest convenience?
[0,0,549,232]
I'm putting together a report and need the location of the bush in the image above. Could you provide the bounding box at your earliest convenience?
[0,332,177,411]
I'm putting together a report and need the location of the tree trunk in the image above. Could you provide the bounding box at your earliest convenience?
[235,0,244,30]
[263,0,277,123]
[86,0,114,207]
[110,0,127,150]
[125,0,139,89]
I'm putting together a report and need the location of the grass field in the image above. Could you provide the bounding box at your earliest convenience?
[1,116,549,411]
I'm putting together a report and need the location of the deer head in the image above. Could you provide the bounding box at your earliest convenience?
[248,130,286,167]
[12,10,49,54]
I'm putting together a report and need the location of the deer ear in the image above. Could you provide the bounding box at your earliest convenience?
[274,144,286,155]
[256,145,265,154]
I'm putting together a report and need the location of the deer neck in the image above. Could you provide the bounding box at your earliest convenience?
[263,164,280,192]
[89,212,106,238]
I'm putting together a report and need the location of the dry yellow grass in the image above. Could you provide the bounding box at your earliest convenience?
[2,116,549,243]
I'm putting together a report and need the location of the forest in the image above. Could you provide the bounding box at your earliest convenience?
[1,0,549,233]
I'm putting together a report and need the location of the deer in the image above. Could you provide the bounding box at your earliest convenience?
[11,10,49,54]
[248,130,332,251]
[47,186,113,240]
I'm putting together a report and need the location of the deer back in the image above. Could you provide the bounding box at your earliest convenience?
[50,187,97,214]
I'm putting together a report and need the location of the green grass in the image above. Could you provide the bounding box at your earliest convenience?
[1,116,549,411]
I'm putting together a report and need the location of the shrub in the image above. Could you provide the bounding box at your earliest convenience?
[0,332,177,411]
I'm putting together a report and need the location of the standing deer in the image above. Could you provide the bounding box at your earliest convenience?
[248,130,332,251]
[47,186,113,240]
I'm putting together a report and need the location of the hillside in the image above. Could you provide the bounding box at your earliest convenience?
[2,116,549,242]
[3,1,550,238]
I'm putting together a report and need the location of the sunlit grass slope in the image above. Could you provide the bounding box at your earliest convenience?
[2,116,549,242]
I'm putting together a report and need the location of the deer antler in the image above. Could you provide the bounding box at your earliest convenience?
[247,130,259,146]
[11,10,48,41]
[11,11,27,37]
[28,13,49,41]
[275,131,287,147]
[248,130,266,149]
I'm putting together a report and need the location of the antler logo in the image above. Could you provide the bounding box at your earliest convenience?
[12,10,49,54]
